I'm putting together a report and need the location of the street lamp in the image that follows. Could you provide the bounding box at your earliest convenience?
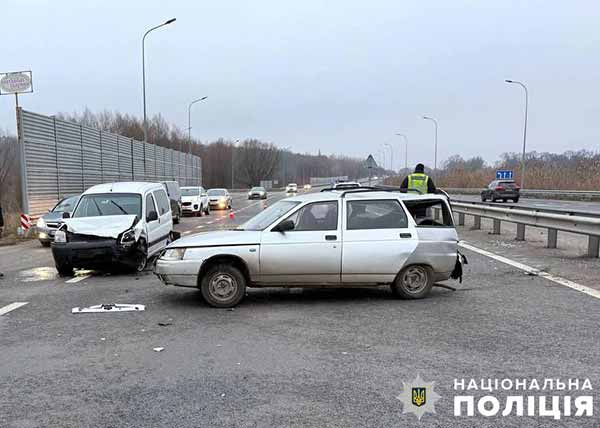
[231,139,240,189]
[384,143,393,173]
[422,116,438,180]
[505,79,529,189]
[395,133,408,170]
[187,96,208,153]
[142,18,176,144]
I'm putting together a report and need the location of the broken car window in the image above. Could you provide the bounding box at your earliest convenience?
[403,199,454,227]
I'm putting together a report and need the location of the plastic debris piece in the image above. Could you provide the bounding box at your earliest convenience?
[158,321,172,326]
[153,347,164,352]
[221,393,226,397]
[71,303,145,314]
[100,337,106,341]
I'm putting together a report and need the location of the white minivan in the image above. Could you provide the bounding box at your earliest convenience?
[52,182,174,275]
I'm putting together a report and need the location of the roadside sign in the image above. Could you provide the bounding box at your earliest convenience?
[0,71,33,95]
[20,214,32,230]
[496,170,513,180]
[365,154,377,169]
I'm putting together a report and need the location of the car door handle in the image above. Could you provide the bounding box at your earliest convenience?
[399,233,412,238]
[325,235,337,241]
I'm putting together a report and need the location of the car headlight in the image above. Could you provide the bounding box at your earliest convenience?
[36,218,46,228]
[161,248,186,261]
[120,229,136,246]
[54,230,67,243]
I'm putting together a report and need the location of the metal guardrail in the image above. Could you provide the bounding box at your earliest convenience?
[445,188,600,201]
[450,201,600,258]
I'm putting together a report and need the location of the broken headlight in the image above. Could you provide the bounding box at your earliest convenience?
[161,248,186,261]
[119,229,136,246]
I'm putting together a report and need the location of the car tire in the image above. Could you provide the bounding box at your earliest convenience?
[56,263,74,277]
[391,265,434,299]
[200,264,246,308]
[41,240,51,248]
[514,198,519,203]
[173,208,181,224]
[205,204,210,215]
[481,195,486,202]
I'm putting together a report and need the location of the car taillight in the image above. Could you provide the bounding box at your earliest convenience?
[495,186,505,191]
[514,185,521,190]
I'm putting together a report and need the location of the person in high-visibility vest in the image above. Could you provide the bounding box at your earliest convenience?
[400,163,436,194]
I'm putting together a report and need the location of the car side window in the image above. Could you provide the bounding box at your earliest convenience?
[347,200,408,230]
[404,199,454,227]
[153,190,171,216]
[285,201,338,231]
[489,181,496,189]
[145,194,157,219]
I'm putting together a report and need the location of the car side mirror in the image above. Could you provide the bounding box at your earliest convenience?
[147,211,159,222]
[273,219,295,233]
[62,212,70,219]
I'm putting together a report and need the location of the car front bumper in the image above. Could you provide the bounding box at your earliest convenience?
[209,200,228,208]
[154,258,202,287]
[51,239,138,269]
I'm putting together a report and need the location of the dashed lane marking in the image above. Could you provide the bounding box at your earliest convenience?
[65,274,91,284]
[459,241,600,300]
[0,302,29,316]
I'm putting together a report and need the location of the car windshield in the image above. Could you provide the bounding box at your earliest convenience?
[251,187,265,192]
[72,193,142,218]
[181,188,200,196]
[208,189,226,196]
[53,195,78,213]
[237,200,300,231]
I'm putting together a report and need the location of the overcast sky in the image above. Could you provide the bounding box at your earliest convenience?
[2,0,599,170]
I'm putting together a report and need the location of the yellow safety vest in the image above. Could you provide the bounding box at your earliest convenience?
[407,173,429,194]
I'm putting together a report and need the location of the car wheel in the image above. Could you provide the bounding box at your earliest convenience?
[173,209,180,224]
[205,204,210,215]
[481,195,486,202]
[135,253,148,272]
[514,198,519,203]
[197,207,203,217]
[391,265,434,299]
[41,240,51,248]
[200,264,246,308]
[56,263,74,277]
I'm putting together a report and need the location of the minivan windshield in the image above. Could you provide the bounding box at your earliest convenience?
[208,189,226,196]
[72,193,142,218]
[181,187,200,196]
[237,200,300,231]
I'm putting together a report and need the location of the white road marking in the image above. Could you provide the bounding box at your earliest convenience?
[0,302,29,316]
[65,274,91,284]
[459,241,600,300]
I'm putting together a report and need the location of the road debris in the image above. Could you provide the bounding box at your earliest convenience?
[158,320,173,326]
[153,347,164,352]
[71,303,145,314]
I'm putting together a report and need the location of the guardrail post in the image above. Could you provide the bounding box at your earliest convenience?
[588,236,600,258]
[492,219,501,235]
[516,224,526,241]
[472,215,481,230]
[547,228,558,248]
[458,212,465,226]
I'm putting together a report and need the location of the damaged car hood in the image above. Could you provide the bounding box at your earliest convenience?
[168,230,261,248]
[62,215,139,239]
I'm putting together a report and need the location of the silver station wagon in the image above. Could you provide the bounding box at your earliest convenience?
[155,189,465,307]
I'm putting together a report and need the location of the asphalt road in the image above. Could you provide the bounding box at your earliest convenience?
[1,189,599,428]
[452,193,600,215]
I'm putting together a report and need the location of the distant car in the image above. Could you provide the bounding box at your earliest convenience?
[161,181,182,224]
[303,184,312,190]
[248,187,267,200]
[36,195,79,247]
[155,189,465,307]
[481,180,520,202]
[181,186,210,216]
[332,181,361,190]
[286,183,298,193]
[52,182,173,276]
[207,188,232,210]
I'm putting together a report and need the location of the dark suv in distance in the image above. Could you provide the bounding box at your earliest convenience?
[481,180,520,202]
[161,181,182,224]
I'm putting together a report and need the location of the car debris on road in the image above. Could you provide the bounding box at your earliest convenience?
[71,303,145,313]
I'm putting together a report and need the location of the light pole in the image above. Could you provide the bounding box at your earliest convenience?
[395,133,408,170]
[231,139,240,189]
[187,96,208,153]
[142,18,176,144]
[505,79,528,189]
[422,116,438,180]
[384,143,393,173]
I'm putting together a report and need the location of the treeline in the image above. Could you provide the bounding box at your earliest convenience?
[388,150,600,190]
[57,109,380,188]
